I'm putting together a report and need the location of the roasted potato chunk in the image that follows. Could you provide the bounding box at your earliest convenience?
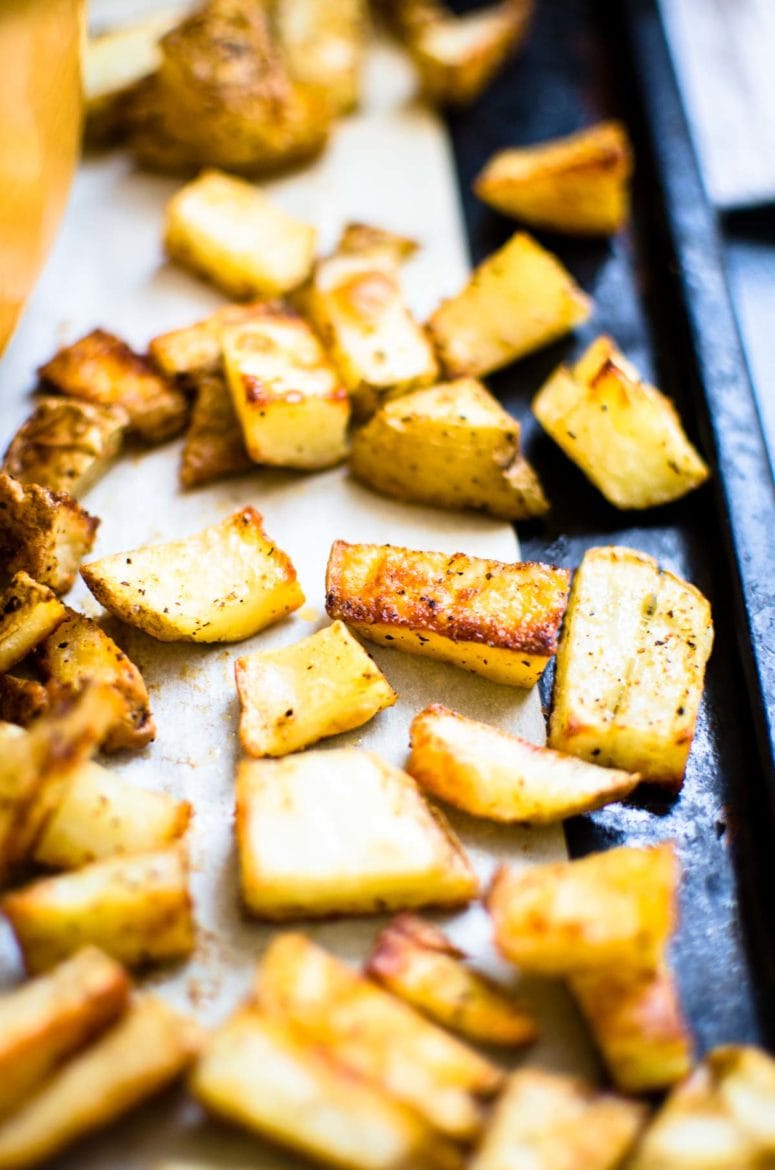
[325,540,570,687]
[0,947,130,1120]
[38,329,187,444]
[475,121,633,236]
[548,546,714,787]
[336,221,419,264]
[235,620,396,757]
[350,378,548,520]
[236,749,477,919]
[2,397,127,497]
[34,762,191,870]
[0,474,99,595]
[164,170,317,299]
[0,676,49,727]
[81,506,303,643]
[408,704,639,823]
[533,337,709,509]
[0,995,201,1170]
[427,231,591,378]
[0,571,65,673]
[470,1067,646,1170]
[149,301,270,378]
[274,0,367,115]
[2,846,194,973]
[488,843,679,976]
[255,932,502,1139]
[179,371,252,489]
[365,914,537,1048]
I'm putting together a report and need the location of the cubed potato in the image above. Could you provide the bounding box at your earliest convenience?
[408,704,639,823]
[0,474,99,595]
[0,947,131,1119]
[149,302,269,378]
[533,337,709,508]
[474,122,633,236]
[255,932,502,1140]
[236,749,478,919]
[325,540,570,687]
[365,914,537,1048]
[81,506,304,643]
[37,609,155,752]
[274,0,367,115]
[38,330,187,444]
[0,995,201,1170]
[34,761,191,870]
[0,677,49,727]
[164,170,317,299]
[548,545,714,787]
[179,371,252,489]
[2,397,127,497]
[221,308,350,469]
[2,846,194,973]
[336,222,419,264]
[487,843,679,976]
[350,378,548,520]
[570,962,693,1094]
[427,231,591,378]
[469,1067,646,1170]
[235,620,396,757]
[0,571,66,673]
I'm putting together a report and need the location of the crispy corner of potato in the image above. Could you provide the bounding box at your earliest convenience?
[2,397,128,497]
[235,620,396,758]
[274,0,368,115]
[0,675,50,728]
[179,370,252,489]
[336,221,419,264]
[365,913,537,1048]
[487,842,679,976]
[325,540,570,687]
[236,749,477,920]
[0,571,66,673]
[149,302,269,379]
[81,506,304,643]
[0,473,99,596]
[1,845,194,973]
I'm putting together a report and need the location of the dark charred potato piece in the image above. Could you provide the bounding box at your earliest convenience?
[179,370,252,489]
[0,473,99,595]
[0,675,50,727]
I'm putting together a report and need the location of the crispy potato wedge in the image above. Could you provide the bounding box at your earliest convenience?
[0,947,131,1120]
[365,914,537,1048]
[236,750,477,919]
[37,609,155,752]
[222,308,350,469]
[34,761,191,870]
[408,704,639,823]
[0,995,201,1170]
[427,231,591,378]
[336,222,419,263]
[0,474,99,595]
[475,121,633,236]
[149,302,270,378]
[488,843,679,976]
[2,398,127,497]
[81,506,303,643]
[38,329,187,444]
[179,371,252,489]
[2,846,194,973]
[548,545,714,787]
[0,677,49,727]
[325,540,570,687]
[235,620,396,757]
[350,378,548,520]
[274,0,367,115]
[533,337,709,509]
[255,932,502,1139]
[470,1067,646,1170]
[0,571,66,673]
[164,170,317,299]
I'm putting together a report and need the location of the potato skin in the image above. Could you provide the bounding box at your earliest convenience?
[0,676,49,727]
[2,397,127,497]
[179,370,252,490]
[0,474,99,596]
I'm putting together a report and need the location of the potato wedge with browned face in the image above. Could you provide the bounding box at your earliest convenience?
[0,571,66,673]
[0,676,49,727]
[179,370,252,489]
[336,222,419,264]
[0,474,99,595]
[150,302,270,379]
[2,397,127,497]
[274,0,368,115]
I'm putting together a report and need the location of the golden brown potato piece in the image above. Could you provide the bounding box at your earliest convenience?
[0,947,131,1120]
[533,337,709,509]
[475,121,633,236]
[38,329,187,444]
[408,704,639,823]
[488,843,679,976]
[179,371,252,489]
[2,846,194,973]
[2,397,127,497]
[325,540,570,687]
[548,546,714,787]
[149,302,270,378]
[0,995,201,1170]
[236,750,477,919]
[81,506,304,643]
[365,914,537,1048]
[255,932,502,1140]
[0,474,99,596]
[0,571,65,673]
[0,676,49,728]
[469,1067,646,1170]
[274,0,367,115]
[336,222,419,263]
[235,620,396,757]
[427,231,591,378]
[350,378,548,520]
